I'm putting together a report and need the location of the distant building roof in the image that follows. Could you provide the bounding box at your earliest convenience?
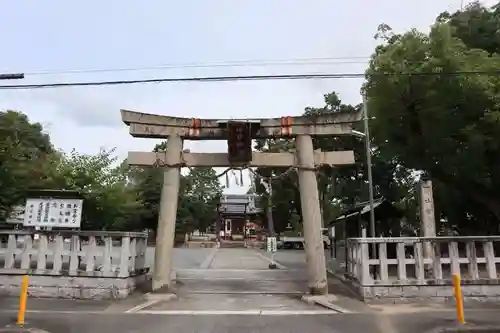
[331,198,401,225]
[219,194,262,214]
[335,198,384,221]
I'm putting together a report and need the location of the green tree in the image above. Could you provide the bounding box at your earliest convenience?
[365,9,500,234]
[130,141,222,233]
[253,92,417,236]
[438,1,500,55]
[180,167,223,233]
[254,93,362,231]
[53,148,143,230]
[0,110,55,220]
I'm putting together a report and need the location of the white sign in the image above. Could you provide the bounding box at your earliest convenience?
[267,236,277,253]
[23,198,83,228]
[329,226,336,239]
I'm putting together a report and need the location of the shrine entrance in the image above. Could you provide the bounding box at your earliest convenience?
[121,110,361,295]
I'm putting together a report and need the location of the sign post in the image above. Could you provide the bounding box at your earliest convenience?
[329,226,336,258]
[266,236,278,269]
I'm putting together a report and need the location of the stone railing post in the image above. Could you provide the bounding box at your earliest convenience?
[135,236,146,271]
[414,241,425,283]
[378,242,389,282]
[51,235,64,275]
[85,236,97,274]
[20,235,32,270]
[359,240,371,285]
[36,234,48,274]
[466,241,479,280]
[119,236,131,277]
[484,241,497,279]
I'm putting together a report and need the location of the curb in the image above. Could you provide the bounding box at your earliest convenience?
[326,268,364,301]
[427,325,500,333]
[301,295,353,313]
[0,327,51,333]
[144,293,178,301]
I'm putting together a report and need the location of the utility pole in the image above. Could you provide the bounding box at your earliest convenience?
[265,177,275,235]
[362,96,377,259]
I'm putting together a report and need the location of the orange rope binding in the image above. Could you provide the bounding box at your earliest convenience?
[281,116,293,136]
[189,118,201,136]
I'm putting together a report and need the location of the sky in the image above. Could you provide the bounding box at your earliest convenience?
[0,0,495,194]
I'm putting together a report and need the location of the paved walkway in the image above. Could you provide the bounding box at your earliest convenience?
[142,248,327,314]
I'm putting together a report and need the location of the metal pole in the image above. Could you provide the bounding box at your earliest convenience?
[266,177,276,236]
[363,96,377,255]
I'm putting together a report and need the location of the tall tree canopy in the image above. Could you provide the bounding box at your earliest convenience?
[128,141,223,234]
[365,1,500,234]
[0,111,54,220]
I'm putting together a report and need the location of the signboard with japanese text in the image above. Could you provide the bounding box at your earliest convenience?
[267,236,277,253]
[23,198,83,228]
[227,122,252,164]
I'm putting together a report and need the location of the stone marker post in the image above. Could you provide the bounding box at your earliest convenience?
[418,179,436,276]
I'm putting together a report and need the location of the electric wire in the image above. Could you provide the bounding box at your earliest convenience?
[0,70,499,90]
[21,56,372,76]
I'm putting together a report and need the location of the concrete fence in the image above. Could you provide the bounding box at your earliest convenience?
[345,236,500,301]
[0,230,149,299]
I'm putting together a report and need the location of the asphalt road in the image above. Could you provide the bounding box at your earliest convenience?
[1,310,499,333]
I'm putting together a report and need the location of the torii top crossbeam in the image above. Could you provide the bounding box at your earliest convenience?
[121,109,362,140]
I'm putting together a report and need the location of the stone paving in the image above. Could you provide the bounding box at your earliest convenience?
[145,248,325,313]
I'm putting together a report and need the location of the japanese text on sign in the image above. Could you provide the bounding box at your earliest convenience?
[267,236,277,253]
[227,122,252,164]
[23,198,83,228]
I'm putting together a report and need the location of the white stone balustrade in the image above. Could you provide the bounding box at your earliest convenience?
[343,236,500,300]
[0,230,148,278]
[346,236,500,286]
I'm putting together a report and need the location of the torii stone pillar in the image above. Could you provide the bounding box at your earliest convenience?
[152,135,183,292]
[296,135,328,294]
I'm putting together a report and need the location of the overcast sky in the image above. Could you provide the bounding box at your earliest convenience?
[0,0,493,194]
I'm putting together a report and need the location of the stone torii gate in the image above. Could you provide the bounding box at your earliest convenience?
[121,109,361,295]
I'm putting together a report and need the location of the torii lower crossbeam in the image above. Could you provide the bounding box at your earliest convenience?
[127,151,355,168]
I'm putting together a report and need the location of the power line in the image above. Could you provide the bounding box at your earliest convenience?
[21,56,372,76]
[0,73,361,90]
[1,70,499,90]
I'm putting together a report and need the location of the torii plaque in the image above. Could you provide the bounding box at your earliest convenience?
[121,109,361,295]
